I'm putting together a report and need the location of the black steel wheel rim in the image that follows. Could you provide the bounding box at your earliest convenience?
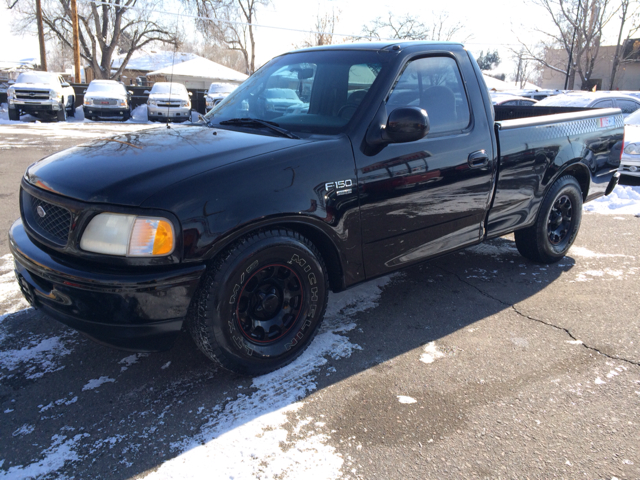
[547,194,573,245]
[235,264,303,344]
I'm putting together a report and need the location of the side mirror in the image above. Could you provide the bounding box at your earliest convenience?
[188,91,193,96]
[366,105,430,152]
[83,89,87,93]
[144,90,150,94]
[8,80,15,85]
[128,90,134,95]
[385,107,430,143]
[61,82,70,87]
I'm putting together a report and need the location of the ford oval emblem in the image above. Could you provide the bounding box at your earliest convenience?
[37,205,46,218]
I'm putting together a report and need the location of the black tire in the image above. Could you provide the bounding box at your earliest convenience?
[515,175,583,264]
[67,97,75,117]
[189,229,329,375]
[56,104,67,122]
[8,109,20,121]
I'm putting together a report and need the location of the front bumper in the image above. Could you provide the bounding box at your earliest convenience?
[10,99,61,114]
[619,155,640,177]
[148,105,191,121]
[84,105,130,119]
[9,219,205,351]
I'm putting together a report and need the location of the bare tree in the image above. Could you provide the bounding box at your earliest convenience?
[362,13,430,41]
[362,11,469,42]
[510,48,541,88]
[185,0,269,75]
[429,12,467,42]
[517,0,617,90]
[297,8,338,48]
[9,0,178,80]
[609,0,640,89]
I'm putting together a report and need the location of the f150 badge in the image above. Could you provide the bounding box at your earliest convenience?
[325,179,354,196]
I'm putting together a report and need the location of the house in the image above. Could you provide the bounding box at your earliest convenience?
[146,56,248,89]
[111,51,199,85]
[539,39,640,91]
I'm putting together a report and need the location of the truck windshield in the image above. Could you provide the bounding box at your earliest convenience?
[87,82,126,95]
[151,83,186,95]
[205,50,388,135]
[16,72,60,84]
[208,83,236,94]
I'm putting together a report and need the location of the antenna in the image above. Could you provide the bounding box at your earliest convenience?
[166,11,180,129]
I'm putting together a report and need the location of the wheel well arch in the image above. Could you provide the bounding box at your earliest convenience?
[205,218,346,293]
[554,161,591,201]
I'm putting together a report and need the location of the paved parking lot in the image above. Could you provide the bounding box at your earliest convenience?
[0,121,639,479]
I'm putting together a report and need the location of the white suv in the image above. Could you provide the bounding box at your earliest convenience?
[205,83,236,113]
[146,82,191,122]
[7,71,76,122]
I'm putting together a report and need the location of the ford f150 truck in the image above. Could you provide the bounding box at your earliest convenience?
[7,71,76,121]
[9,42,622,375]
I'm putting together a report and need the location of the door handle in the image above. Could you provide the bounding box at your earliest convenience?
[468,150,489,168]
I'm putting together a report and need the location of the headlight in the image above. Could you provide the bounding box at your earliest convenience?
[7,88,15,100]
[206,99,213,106]
[148,100,157,106]
[80,213,175,256]
[119,99,127,107]
[624,143,640,155]
[181,100,190,108]
[84,97,92,106]
[50,90,62,100]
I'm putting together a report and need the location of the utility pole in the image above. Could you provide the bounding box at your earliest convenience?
[70,0,81,83]
[35,0,47,71]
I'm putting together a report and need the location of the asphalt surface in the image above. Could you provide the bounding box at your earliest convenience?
[0,121,639,479]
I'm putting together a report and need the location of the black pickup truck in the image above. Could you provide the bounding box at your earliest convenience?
[9,42,622,375]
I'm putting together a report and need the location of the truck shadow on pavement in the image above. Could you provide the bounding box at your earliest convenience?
[0,237,574,479]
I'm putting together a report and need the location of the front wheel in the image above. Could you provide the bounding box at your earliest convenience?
[189,229,329,375]
[56,104,67,122]
[515,175,583,263]
[8,109,20,121]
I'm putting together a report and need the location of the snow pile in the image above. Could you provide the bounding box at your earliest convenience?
[144,275,396,480]
[419,341,445,364]
[584,185,640,216]
[0,254,29,318]
[0,433,90,479]
[129,104,149,123]
[0,335,74,380]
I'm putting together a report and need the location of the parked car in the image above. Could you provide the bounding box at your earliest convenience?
[536,91,640,116]
[258,88,305,118]
[6,71,75,121]
[10,41,622,375]
[490,92,538,106]
[619,108,640,177]
[146,82,191,122]
[205,83,237,113]
[83,80,132,121]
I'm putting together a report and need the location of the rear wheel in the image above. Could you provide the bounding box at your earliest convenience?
[189,229,329,375]
[515,175,583,263]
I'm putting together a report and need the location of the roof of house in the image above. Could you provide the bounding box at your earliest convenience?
[147,56,248,83]
[111,51,199,72]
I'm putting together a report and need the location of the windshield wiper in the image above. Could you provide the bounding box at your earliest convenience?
[218,118,299,139]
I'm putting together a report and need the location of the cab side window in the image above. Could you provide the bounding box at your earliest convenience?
[387,56,470,134]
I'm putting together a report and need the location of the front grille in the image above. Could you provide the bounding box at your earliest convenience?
[93,98,117,105]
[29,196,72,244]
[158,102,181,108]
[15,89,50,100]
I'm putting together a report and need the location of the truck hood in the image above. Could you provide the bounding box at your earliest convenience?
[11,83,52,90]
[26,124,312,206]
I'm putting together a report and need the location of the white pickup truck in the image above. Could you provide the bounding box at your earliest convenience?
[7,71,76,122]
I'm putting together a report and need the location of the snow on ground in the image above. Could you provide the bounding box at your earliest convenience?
[0,254,28,319]
[584,185,640,216]
[143,275,396,480]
